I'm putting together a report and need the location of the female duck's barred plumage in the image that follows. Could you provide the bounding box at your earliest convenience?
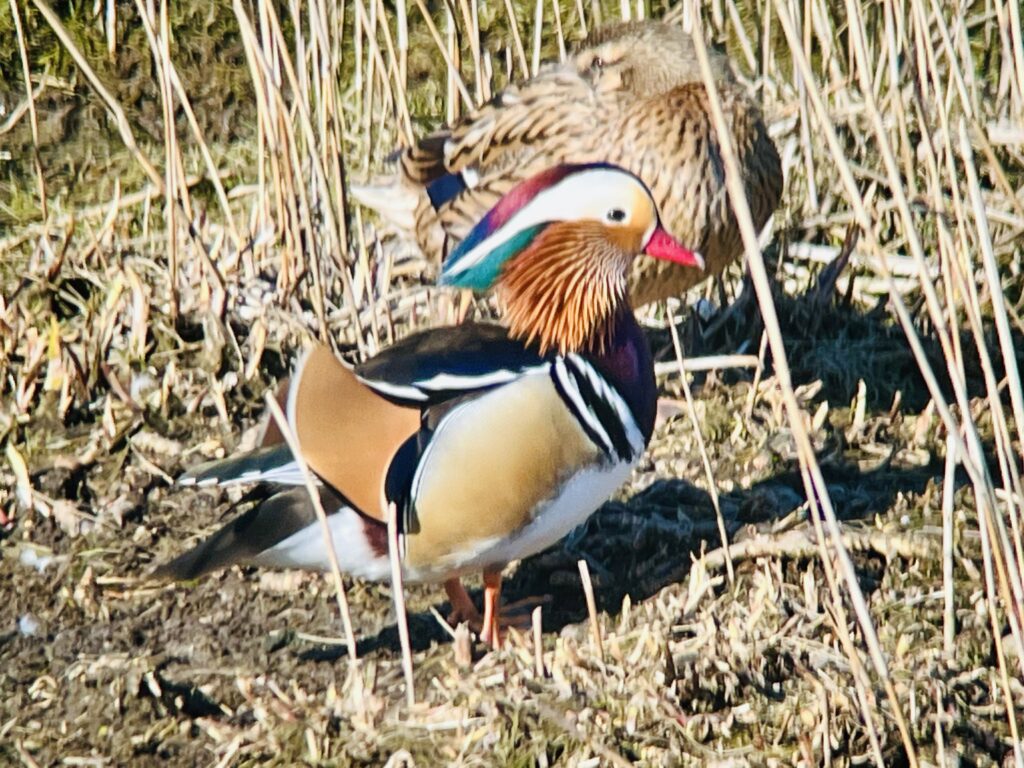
[361,20,782,307]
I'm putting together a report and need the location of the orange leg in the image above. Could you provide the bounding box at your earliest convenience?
[444,578,482,626]
[444,573,539,647]
[479,570,503,649]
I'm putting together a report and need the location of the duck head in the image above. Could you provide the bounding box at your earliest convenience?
[440,163,704,355]
[574,21,735,97]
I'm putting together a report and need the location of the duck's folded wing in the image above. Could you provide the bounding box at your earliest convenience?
[153,485,342,579]
[179,331,544,520]
[403,68,595,187]
[179,443,301,488]
[279,345,422,521]
[355,323,548,406]
[403,69,603,248]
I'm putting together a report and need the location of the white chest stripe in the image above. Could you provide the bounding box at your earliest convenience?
[566,353,645,456]
[552,356,645,461]
[552,358,615,458]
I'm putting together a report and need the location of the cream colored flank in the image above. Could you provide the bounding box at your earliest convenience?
[404,371,605,575]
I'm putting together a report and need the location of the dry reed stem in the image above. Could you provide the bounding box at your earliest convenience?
[501,0,530,76]
[454,0,484,100]
[29,0,162,190]
[156,0,182,320]
[1003,0,1024,106]
[852,0,1024,687]
[410,0,475,108]
[531,606,544,677]
[666,303,734,585]
[131,0,242,247]
[368,0,415,143]
[777,0,984,576]
[577,559,604,662]
[825,599,887,768]
[395,0,408,87]
[0,74,57,136]
[550,0,566,61]
[909,4,1024,632]
[531,0,543,76]
[689,4,919,763]
[386,502,416,707]
[258,0,347,259]
[772,0,1024,750]
[5,0,1024,761]
[942,434,957,656]
[233,0,332,342]
[446,2,459,124]
[573,0,587,36]
[9,0,46,221]
[262,392,359,664]
[959,122,1024,484]
[652,354,760,376]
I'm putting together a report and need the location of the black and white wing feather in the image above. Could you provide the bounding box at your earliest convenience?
[356,322,550,405]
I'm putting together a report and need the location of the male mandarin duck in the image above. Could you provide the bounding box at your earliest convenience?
[354,20,781,307]
[156,164,704,646]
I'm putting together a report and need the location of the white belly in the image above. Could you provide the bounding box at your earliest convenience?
[404,459,635,581]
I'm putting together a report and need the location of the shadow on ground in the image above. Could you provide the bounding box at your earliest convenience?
[310,455,943,661]
[661,270,1024,413]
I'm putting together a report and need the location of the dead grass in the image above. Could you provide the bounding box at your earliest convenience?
[1,0,1023,764]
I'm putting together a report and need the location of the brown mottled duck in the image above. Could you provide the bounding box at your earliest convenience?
[354,20,783,307]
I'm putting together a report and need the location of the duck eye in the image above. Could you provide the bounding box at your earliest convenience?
[606,208,627,223]
[591,56,604,71]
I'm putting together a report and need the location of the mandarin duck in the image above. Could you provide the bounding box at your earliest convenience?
[156,164,703,646]
[354,19,781,307]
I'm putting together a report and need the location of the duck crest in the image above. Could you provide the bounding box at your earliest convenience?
[460,165,591,250]
[497,221,635,357]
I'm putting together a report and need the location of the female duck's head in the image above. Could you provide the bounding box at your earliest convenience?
[440,163,703,355]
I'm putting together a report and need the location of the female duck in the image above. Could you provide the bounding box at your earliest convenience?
[157,164,703,645]
[357,20,781,306]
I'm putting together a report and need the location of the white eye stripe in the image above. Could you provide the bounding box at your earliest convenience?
[445,168,653,279]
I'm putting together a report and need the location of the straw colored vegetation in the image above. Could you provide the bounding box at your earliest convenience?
[1,0,1022,764]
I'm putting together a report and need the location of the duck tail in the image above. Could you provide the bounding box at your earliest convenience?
[350,176,419,232]
[153,486,390,582]
[152,486,386,581]
[152,513,252,581]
